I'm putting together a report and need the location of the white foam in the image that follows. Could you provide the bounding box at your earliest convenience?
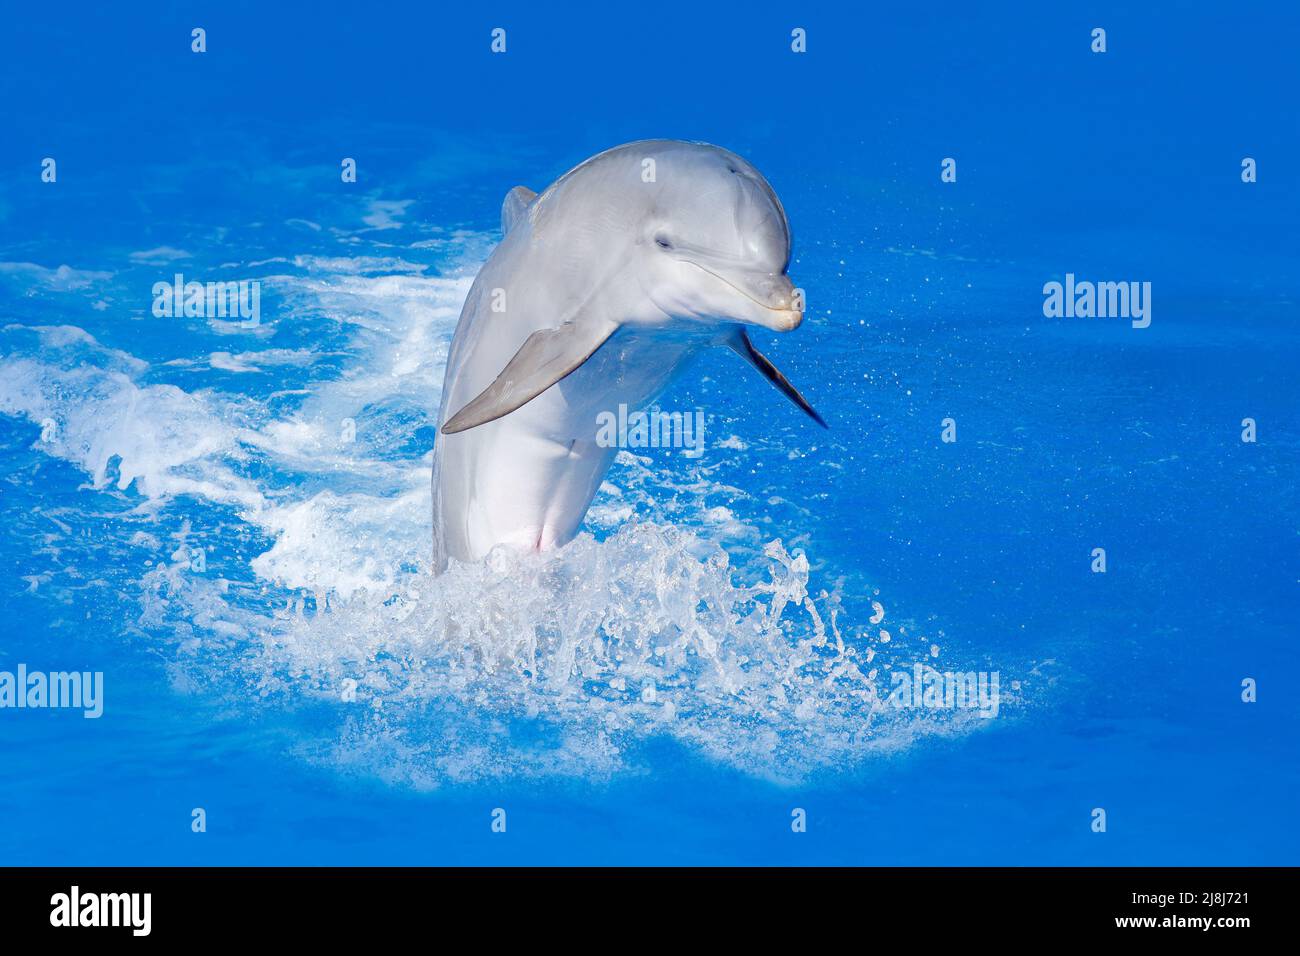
[0,261,113,292]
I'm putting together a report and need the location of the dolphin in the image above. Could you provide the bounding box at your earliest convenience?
[431,139,824,571]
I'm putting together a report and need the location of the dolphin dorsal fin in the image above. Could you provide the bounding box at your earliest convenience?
[502,185,538,233]
[442,317,619,434]
[728,329,827,428]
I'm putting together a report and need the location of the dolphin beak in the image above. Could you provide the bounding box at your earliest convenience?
[693,262,804,332]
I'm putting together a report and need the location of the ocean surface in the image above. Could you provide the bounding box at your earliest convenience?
[0,1,1296,864]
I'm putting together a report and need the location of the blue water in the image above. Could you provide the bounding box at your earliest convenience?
[1,1,1296,865]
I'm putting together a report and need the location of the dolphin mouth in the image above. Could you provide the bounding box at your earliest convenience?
[684,260,803,331]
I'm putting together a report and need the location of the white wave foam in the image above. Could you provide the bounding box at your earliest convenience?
[0,261,113,292]
[0,265,472,594]
[146,519,986,787]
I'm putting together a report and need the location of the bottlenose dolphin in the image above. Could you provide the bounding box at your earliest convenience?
[431,139,823,570]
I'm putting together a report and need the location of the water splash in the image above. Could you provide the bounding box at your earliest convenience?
[139,519,985,788]
[0,247,1007,789]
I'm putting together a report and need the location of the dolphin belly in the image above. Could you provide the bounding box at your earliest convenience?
[436,404,616,564]
[432,330,697,569]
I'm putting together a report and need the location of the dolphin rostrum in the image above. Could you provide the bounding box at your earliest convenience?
[431,139,824,570]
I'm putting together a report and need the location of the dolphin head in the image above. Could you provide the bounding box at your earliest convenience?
[540,141,801,333]
[637,143,801,332]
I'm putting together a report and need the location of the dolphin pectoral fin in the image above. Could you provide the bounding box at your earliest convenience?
[727,329,828,429]
[442,319,620,434]
[502,185,538,233]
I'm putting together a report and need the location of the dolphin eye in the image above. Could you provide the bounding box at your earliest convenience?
[655,236,673,250]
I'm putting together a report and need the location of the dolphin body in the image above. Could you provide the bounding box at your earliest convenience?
[431,140,823,571]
